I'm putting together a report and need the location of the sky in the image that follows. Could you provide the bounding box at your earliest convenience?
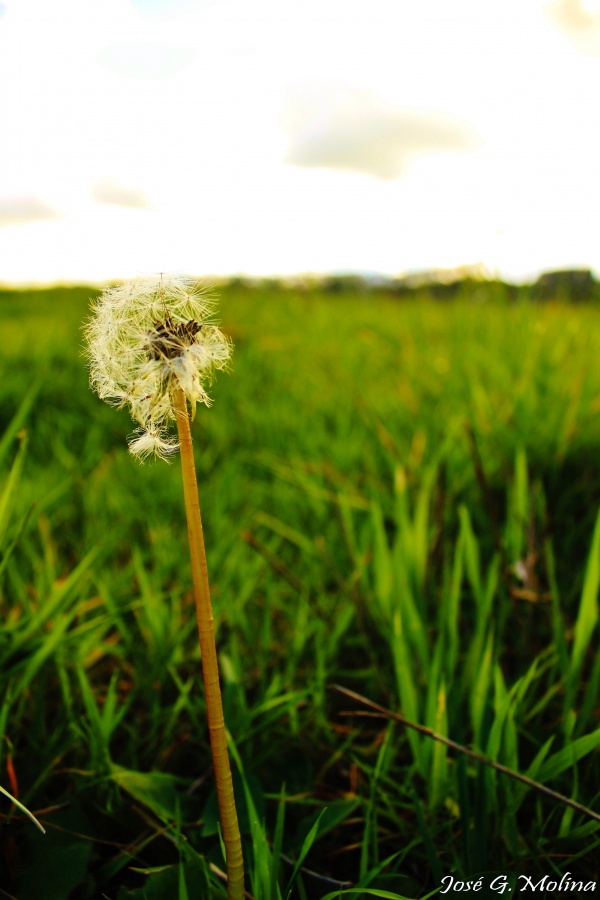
[1,0,600,285]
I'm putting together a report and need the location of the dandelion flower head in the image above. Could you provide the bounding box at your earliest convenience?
[84,274,232,461]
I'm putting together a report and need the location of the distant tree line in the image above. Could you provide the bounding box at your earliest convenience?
[531,269,597,303]
[4,271,595,304]
[223,268,600,303]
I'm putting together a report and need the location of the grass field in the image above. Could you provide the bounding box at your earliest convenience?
[1,279,600,898]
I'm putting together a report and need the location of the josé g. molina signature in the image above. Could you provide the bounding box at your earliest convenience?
[440,873,597,893]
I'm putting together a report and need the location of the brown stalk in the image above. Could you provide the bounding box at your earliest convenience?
[330,683,600,825]
[173,388,245,900]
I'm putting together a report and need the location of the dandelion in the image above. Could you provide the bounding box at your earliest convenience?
[83,274,244,899]
[84,273,232,460]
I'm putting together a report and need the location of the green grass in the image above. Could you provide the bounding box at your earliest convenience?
[1,280,600,898]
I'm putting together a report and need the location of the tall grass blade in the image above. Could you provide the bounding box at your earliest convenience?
[568,505,600,707]
[537,727,600,783]
[0,429,28,539]
[0,783,46,833]
[0,380,39,466]
[284,808,328,900]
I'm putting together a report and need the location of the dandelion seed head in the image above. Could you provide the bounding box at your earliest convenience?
[83,274,232,460]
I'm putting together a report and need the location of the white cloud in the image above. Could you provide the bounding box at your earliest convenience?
[0,195,60,227]
[282,84,479,180]
[544,0,600,55]
[90,179,152,209]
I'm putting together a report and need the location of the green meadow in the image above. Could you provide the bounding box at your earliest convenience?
[1,279,600,898]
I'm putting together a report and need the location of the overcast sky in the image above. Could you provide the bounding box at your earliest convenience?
[1,0,600,284]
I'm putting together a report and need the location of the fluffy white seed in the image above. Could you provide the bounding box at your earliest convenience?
[84,274,232,460]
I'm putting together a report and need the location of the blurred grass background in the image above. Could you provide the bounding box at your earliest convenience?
[1,279,600,898]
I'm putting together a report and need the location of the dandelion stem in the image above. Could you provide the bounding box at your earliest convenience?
[173,388,245,900]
